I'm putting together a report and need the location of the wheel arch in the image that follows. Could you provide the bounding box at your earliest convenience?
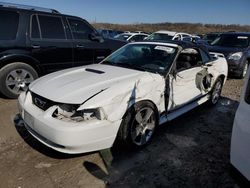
[115,99,160,147]
[122,99,160,123]
[0,54,42,76]
[217,74,226,85]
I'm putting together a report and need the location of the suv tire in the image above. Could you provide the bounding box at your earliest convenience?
[0,62,38,98]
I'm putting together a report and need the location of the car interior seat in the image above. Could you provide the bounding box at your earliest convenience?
[176,54,192,71]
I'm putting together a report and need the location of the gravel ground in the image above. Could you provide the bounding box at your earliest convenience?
[0,78,246,187]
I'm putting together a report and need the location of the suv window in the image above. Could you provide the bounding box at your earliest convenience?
[0,10,19,40]
[67,18,94,40]
[38,15,65,39]
[31,15,40,39]
[211,34,249,48]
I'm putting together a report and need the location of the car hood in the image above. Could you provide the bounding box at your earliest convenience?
[29,64,145,104]
[207,45,245,58]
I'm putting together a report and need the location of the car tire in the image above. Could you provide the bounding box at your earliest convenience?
[116,101,157,149]
[237,61,248,79]
[0,62,38,99]
[208,78,223,105]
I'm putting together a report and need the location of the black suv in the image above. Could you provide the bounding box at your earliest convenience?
[0,3,126,98]
[207,32,250,78]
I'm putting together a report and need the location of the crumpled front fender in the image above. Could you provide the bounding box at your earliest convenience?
[79,73,166,122]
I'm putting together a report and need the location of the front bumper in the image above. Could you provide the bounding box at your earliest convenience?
[18,92,122,154]
[227,58,245,75]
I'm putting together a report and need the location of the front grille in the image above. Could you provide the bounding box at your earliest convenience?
[31,92,55,111]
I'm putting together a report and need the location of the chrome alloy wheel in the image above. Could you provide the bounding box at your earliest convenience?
[5,69,34,94]
[131,107,156,146]
[211,81,222,104]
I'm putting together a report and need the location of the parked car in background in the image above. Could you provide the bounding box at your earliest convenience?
[134,31,150,35]
[231,66,250,181]
[97,29,123,38]
[207,32,250,78]
[97,29,113,38]
[0,3,126,98]
[203,32,221,44]
[173,35,209,46]
[145,30,192,41]
[114,33,149,42]
[18,40,227,154]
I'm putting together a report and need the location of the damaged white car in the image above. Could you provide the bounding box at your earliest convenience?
[18,41,228,154]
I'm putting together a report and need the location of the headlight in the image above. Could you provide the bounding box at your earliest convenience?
[52,104,105,122]
[228,52,243,61]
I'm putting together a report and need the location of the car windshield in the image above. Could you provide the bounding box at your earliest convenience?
[146,33,174,41]
[211,34,249,48]
[114,34,132,41]
[101,43,178,74]
[203,34,220,42]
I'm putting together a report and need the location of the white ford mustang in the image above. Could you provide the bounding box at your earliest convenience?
[18,41,228,154]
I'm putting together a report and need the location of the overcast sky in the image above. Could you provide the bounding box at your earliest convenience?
[1,0,250,25]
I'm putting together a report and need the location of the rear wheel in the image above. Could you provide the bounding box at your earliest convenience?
[0,63,38,98]
[208,78,223,105]
[117,101,157,148]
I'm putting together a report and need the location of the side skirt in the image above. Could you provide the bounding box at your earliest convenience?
[159,94,210,125]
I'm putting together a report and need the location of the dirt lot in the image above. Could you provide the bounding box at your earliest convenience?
[0,78,245,188]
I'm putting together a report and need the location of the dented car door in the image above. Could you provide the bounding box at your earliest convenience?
[168,48,205,111]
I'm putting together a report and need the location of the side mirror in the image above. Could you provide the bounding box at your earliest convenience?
[89,33,104,43]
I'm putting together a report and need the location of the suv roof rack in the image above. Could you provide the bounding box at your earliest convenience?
[0,2,60,14]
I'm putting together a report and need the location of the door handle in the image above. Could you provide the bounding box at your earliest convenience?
[76,45,85,48]
[32,45,40,49]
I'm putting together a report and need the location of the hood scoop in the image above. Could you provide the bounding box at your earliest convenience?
[85,68,105,74]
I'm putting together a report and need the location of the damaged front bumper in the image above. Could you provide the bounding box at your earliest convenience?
[227,58,245,75]
[18,92,121,154]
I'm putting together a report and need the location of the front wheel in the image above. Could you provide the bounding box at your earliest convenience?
[208,78,223,105]
[117,102,157,148]
[0,63,38,98]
